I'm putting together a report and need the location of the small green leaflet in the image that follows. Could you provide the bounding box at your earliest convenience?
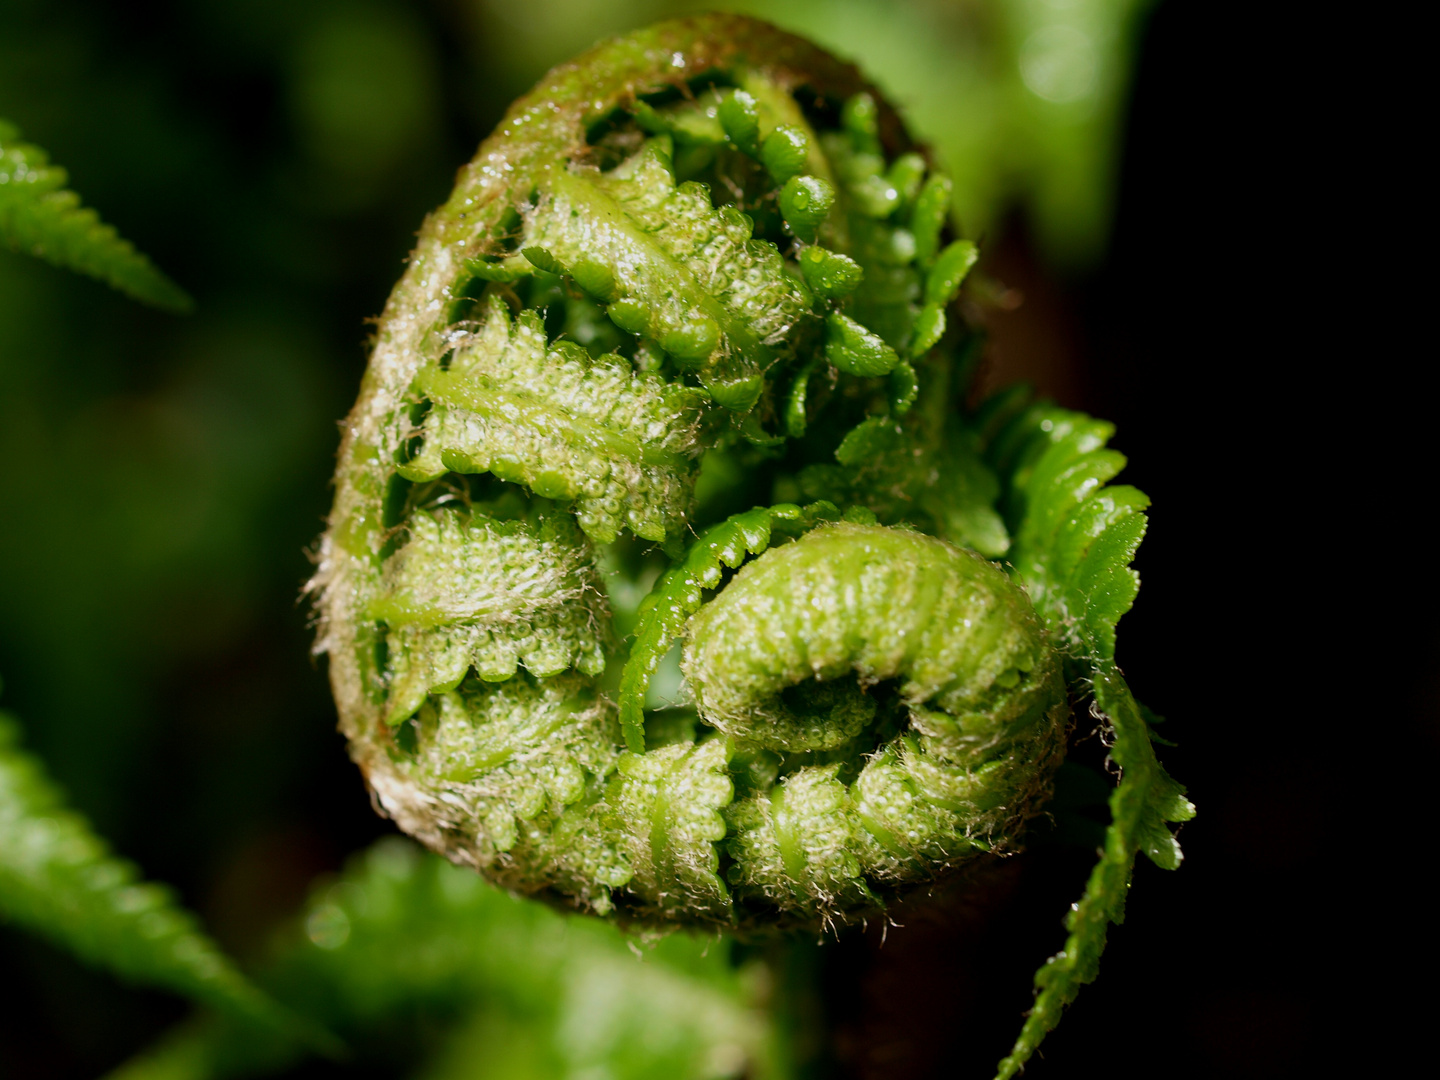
[0,120,192,312]
[985,401,1195,1079]
[0,710,297,1034]
[617,502,840,752]
[993,665,1194,1079]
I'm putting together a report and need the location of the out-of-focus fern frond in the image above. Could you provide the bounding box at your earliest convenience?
[0,711,295,1032]
[0,120,192,312]
[985,401,1195,1079]
[107,838,788,1080]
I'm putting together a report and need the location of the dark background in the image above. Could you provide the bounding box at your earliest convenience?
[0,1,1400,1077]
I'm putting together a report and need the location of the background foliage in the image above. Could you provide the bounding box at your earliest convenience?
[0,1,1372,1077]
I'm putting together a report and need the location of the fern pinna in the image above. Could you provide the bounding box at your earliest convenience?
[0,120,191,312]
[311,16,1191,1072]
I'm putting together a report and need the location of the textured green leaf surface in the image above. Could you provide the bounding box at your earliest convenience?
[0,120,191,311]
[107,838,786,1080]
[524,134,814,401]
[618,501,839,752]
[0,711,291,1030]
[401,294,712,544]
[683,522,1067,925]
[369,498,612,723]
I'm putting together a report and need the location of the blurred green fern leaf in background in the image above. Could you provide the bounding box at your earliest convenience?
[0,710,295,1034]
[107,838,788,1080]
[0,120,191,312]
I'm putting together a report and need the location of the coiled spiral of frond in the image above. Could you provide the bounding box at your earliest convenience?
[313,15,1074,930]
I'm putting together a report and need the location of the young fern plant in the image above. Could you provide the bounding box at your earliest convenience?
[313,14,1193,1075]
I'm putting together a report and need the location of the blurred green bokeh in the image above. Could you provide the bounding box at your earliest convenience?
[0,1,1153,1076]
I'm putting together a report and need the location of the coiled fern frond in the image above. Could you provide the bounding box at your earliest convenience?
[312,16,1190,1074]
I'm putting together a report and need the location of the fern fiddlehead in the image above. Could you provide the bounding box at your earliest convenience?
[314,15,1189,1071]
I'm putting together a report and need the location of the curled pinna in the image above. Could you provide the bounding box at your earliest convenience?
[313,15,1191,1072]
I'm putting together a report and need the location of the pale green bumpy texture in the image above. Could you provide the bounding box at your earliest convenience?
[314,21,1188,1072]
